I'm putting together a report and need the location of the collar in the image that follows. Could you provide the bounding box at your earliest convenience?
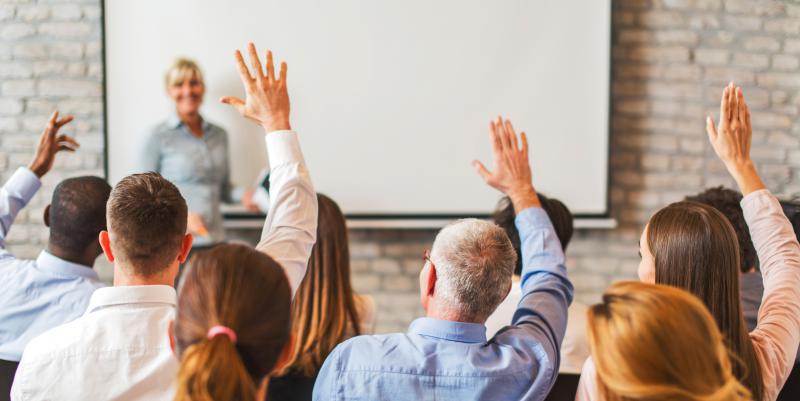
[408,317,487,343]
[86,285,176,314]
[36,251,99,281]
[167,110,211,131]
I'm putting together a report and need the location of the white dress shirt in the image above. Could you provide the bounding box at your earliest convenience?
[11,130,317,401]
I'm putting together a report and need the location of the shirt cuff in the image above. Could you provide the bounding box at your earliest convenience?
[514,207,552,232]
[6,167,42,202]
[265,130,306,168]
[741,188,776,218]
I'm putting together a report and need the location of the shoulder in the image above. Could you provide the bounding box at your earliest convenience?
[21,315,92,362]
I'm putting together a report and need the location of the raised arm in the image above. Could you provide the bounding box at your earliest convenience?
[473,117,574,395]
[0,112,76,251]
[709,84,800,397]
[221,43,317,296]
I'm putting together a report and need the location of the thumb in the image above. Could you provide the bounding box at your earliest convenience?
[472,160,492,182]
[706,116,718,143]
[220,96,245,111]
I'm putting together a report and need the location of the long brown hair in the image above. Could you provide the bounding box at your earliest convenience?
[647,201,763,400]
[276,194,362,377]
[588,281,751,401]
[174,244,292,401]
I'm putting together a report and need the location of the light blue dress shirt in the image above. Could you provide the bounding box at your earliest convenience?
[0,168,105,362]
[139,114,234,246]
[313,207,574,401]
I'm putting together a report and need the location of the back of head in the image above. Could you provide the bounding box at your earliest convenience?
[430,218,516,322]
[106,172,187,277]
[686,187,756,273]
[647,201,762,400]
[174,244,292,401]
[493,194,574,276]
[587,281,751,401]
[279,194,361,377]
[49,176,111,254]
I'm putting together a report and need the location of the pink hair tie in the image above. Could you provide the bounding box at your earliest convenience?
[207,325,237,344]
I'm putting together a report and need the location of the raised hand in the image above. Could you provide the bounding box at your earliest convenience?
[706,83,765,195]
[28,111,78,178]
[220,42,290,133]
[473,117,540,212]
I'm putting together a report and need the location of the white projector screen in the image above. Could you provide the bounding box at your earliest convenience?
[104,0,610,217]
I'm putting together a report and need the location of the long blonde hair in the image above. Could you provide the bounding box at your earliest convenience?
[275,194,362,377]
[587,281,752,401]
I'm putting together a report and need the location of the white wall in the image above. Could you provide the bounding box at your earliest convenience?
[105,0,610,216]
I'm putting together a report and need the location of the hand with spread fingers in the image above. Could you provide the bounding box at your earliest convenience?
[220,42,291,133]
[706,82,766,196]
[28,111,79,178]
[473,117,541,212]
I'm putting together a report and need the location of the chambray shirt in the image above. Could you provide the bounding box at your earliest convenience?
[0,168,105,362]
[313,207,574,401]
[139,114,233,245]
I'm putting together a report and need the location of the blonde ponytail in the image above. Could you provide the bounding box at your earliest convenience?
[174,336,256,401]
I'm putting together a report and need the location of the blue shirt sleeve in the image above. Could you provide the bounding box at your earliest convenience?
[0,168,41,251]
[494,207,574,392]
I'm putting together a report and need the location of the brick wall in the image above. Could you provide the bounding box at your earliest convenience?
[2,0,799,333]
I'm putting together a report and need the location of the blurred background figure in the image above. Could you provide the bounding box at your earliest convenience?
[139,58,256,247]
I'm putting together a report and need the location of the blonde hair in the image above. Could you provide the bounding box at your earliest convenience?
[587,281,752,401]
[165,58,204,89]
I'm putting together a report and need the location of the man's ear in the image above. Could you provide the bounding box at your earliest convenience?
[99,231,114,262]
[272,335,295,374]
[178,234,193,264]
[43,205,51,227]
[168,320,177,357]
[426,263,437,297]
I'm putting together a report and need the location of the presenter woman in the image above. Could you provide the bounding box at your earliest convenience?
[140,58,246,246]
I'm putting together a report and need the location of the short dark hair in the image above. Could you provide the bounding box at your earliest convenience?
[107,172,187,277]
[686,186,757,273]
[493,194,574,276]
[49,176,112,253]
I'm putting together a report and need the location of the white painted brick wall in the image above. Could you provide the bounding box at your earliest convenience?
[2,0,800,333]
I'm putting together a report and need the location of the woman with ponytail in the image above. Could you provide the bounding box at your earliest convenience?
[171,244,293,401]
[587,282,752,401]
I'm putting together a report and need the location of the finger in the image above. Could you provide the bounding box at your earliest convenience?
[737,87,746,126]
[56,134,79,148]
[706,116,718,143]
[472,160,492,182]
[504,120,519,151]
[234,50,254,86]
[498,119,512,151]
[489,121,502,156]
[731,84,740,123]
[55,115,74,129]
[57,144,77,152]
[247,42,264,83]
[266,50,275,82]
[520,132,529,158]
[279,61,287,84]
[219,96,246,114]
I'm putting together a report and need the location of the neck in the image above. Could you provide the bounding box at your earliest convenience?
[425,303,482,324]
[46,243,96,268]
[113,262,176,287]
[178,110,201,127]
